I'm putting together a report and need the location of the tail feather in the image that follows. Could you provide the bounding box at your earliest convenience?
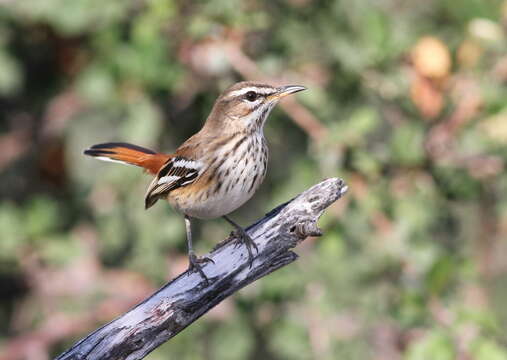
[84,142,170,175]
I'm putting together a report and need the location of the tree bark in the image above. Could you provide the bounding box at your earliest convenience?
[56,177,348,360]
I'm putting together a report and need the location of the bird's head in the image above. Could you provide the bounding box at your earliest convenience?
[205,81,306,134]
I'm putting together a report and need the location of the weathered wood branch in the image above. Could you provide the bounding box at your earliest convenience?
[56,178,348,360]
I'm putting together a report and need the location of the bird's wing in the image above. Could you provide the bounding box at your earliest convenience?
[144,156,202,209]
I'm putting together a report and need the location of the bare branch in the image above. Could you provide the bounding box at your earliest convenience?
[56,178,348,360]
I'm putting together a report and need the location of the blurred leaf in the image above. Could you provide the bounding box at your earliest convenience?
[2,0,507,358]
[76,64,116,104]
[0,203,24,260]
[39,234,78,265]
[406,331,455,360]
[0,49,22,96]
[6,0,129,35]
[271,317,312,360]
[390,122,425,166]
[24,196,60,239]
[329,106,380,147]
[472,339,507,360]
[210,318,252,360]
[425,256,457,295]
[121,97,163,146]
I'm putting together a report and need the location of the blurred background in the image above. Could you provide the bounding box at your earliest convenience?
[1,0,507,359]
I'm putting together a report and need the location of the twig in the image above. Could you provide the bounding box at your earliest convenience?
[56,178,348,360]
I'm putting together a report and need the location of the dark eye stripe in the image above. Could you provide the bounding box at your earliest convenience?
[224,86,277,100]
[242,91,275,100]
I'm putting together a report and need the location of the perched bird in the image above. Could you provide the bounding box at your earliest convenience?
[84,81,306,282]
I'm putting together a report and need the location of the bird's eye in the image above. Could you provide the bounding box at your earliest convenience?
[245,91,258,102]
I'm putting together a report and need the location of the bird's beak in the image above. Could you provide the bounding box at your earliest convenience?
[268,85,307,101]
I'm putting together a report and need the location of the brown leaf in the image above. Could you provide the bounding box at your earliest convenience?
[411,36,451,79]
[410,73,443,119]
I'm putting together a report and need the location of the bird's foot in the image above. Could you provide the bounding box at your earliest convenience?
[232,227,258,267]
[188,253,215,285]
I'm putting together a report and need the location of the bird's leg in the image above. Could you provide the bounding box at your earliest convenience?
[223,215,258,267]
[184,215,214,284]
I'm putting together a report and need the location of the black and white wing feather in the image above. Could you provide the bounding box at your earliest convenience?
[145,156,202,209]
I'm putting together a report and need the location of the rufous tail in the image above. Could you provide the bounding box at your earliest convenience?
[84,142,170,175]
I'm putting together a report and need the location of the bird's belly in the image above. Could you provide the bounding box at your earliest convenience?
[170,169,265,219]
[187,182,256,219]
[168,137,268,219]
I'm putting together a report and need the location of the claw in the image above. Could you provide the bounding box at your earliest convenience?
[223,216,259,268]
[188,253,214,285]
[233,228,258,268]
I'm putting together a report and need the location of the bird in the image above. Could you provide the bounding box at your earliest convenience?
[84,81,306,283]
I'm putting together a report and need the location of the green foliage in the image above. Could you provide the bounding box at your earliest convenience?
[1,0,507,359]
[406,331,456,360]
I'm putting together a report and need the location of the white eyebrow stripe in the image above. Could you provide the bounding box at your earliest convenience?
[227,87,276,98]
